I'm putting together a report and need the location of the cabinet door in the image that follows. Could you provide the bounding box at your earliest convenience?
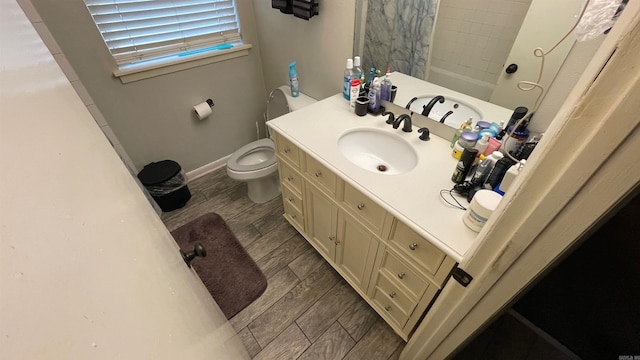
[304,184,337,259]
[335,211,379,293]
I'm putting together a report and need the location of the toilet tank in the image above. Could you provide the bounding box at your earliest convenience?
[266,85,317,121]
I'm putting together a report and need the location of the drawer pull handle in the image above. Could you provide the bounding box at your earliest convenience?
[409,243,418,251]
[397,272,406,280]
[357,203,365,210]
[288,197,294,202]
[284,147,290,153]
[329,236,336,241]
[314,171,322,177]
[384,305,392,311]
[287,176,293,182]
[291,214,297,220]
[389,291,396,298]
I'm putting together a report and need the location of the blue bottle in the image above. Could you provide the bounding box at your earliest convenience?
[289,61,299,97]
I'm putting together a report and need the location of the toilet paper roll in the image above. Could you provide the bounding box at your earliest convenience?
[194,102,212,120]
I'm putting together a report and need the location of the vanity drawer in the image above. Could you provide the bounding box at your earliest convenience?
[279,161,303,195]
[343,182,389,237]
[282,184,303,213]
[370,272,417,315]
[371,285,410,328]
[305,154,337,196]
[283,198,304,231]
[378,249,428,300]
[275,133,301,168]
[389,220,447,279]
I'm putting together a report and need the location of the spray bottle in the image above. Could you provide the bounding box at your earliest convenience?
[289,61,299,97]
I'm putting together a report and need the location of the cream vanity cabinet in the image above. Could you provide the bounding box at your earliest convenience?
[273,132,456,340]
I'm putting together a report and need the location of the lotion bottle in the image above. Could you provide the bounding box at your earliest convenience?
[474,133,490,155]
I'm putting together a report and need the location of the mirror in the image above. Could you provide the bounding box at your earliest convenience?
[354,0,590,115]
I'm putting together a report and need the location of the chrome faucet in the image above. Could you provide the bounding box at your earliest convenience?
[393,114,412,132]
[421,95,445,118]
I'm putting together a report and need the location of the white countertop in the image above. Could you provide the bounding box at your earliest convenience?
[269,92,492,262]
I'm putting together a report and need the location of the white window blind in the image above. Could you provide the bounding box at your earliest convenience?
[84,0,241,66]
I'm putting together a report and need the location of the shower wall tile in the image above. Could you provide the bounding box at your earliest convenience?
[431,0,532,87]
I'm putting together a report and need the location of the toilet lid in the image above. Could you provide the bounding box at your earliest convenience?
[266,88,289,121]
[227,138,276,172]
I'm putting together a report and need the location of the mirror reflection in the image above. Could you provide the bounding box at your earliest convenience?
[354,0,588,114]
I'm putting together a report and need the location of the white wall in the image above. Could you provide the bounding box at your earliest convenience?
[27,0,357,173]
[251,0,357,101]
[28,0,267,173]
[529,36,605,133]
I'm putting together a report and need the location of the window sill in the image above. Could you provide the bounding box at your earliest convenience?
[113,43,252,84]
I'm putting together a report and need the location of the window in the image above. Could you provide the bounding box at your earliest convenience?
[84,0,248,81]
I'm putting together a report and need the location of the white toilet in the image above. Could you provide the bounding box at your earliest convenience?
[227,85,316,203]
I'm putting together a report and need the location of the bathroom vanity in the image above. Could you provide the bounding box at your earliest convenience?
[268,78,512,340]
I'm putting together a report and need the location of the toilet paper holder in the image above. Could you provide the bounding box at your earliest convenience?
[194,98,215,120]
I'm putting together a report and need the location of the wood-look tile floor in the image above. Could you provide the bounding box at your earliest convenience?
[162,167,405,359]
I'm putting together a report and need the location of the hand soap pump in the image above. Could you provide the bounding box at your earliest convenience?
[289,61,299,97]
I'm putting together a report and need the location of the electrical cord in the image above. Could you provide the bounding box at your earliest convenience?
[440,189,467,210]
[501,0,593,162]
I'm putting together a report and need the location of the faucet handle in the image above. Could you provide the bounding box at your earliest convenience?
[382,111,395,125]
[418,127,430,141]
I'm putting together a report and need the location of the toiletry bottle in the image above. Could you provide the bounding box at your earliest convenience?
[487,157,517,189]
[343,58,354,100]
[452,131,477,159]
[452,148,479,184]
[497,107,527,140]
[450,119,472,148]
[353,56,363,89]
[499,159,527,193]
[289,61,299,97]
[471,151,503,184]
[349,79,360,111]
[368,77,381,112]
[380,67,393,102]
[484,137,502,156]
[474,133,490,155]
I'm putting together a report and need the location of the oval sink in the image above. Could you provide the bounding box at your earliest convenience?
[338,128,417,175]
[408,95,483,128]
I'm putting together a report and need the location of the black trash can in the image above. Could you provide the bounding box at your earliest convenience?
[137,160,191,212]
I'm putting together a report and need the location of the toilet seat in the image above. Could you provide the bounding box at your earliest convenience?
[225,86,316,203]
[227,138,276,172]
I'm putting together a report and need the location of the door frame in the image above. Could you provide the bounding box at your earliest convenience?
[402,1,640,358]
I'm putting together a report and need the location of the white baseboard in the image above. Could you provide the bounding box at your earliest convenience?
[186,155,231,182]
